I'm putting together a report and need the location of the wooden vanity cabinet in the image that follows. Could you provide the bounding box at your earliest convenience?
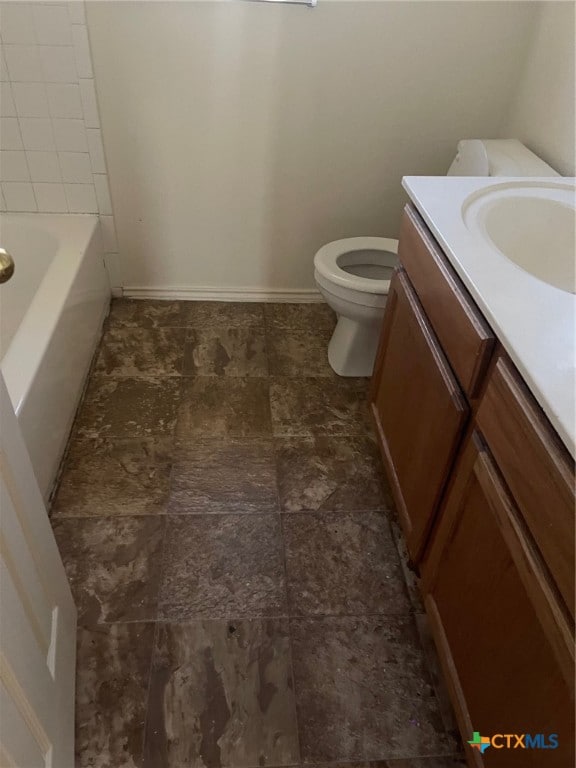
[477,355,575,618]
[421,432,574,768]
[370,268,469,562]
[370,202,575,766]
[398,206,495,398]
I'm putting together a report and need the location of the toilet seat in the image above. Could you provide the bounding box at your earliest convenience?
[314,237,399,295]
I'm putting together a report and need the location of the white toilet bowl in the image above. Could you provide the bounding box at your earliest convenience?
[314,236,399,377]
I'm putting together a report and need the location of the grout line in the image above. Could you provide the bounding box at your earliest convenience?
[140,603,161,765]
[276,513,303,766]
[85,610,423,627]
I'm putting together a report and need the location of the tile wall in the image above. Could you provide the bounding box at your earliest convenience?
[0,1,119,286]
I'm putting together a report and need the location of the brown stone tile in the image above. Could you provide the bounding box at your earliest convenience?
[267,329,334,377]
[76,623,155,768]
[176,378,272,438]
[168,439,278,514]
[290,616,458,762]
[181,301,265,328]
[282,511,411,616]
[270,377,371,437]
[275,435,391,513]
[264,302,336,332]
[76,377,181,439]
[52,437,173,517]
[143,620,299,768]
[52,516,165,624]
[95,327,186,377]
[183,327,268,377]
[107,298,186,328]
[390,519,425,613]
[158,514,287,620]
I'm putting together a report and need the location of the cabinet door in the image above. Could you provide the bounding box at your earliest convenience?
[422,433,574,768]
[370,269,469,562]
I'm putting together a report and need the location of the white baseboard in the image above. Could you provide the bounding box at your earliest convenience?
[121,285,324,303]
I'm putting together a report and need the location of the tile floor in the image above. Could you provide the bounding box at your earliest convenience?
[50,300,465,768]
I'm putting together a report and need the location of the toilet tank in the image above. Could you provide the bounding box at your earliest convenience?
[447,139,560,177]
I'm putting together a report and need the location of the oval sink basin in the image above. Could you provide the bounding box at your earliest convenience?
[463,183,576,294]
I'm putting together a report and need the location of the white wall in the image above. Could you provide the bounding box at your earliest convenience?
[0,1,119,282]
[87,0,538,297]
[503,1,575,177]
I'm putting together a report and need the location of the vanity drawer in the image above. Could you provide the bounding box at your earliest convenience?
[477,354,575,618]
[398,205,495,397]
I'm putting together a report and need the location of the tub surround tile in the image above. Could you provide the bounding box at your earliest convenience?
[95,326,186,378]
[19,117,55,151]
[0,118,23,150]
[26,150,61,182]
[0,83,16,117]
[168,439,278,515]
[275,435,390,513]
[181,301,265,329]
[282,511,411,617]
[270,377,371,437]
[52,516,165,625]
[290,616,457,763]
[87,127,106,172]
[47,83,83,119]
[38,45,76,83]
[183,327,268,377]
[0,150,29,180]
[58,150,93,183]
[52,437,174,518]
[143,620,299,768]
[267,329,334,378]
[1,180,36,211]
[264,302,336,332]
[80,81,100,129]
[11,82,49,118]
[76,376,181,438]
[76,623,155,768]
[32,4,73,46]
[64,182,97,213]
[4,45,43,82]
[158,514,287,620]
[94,172,113,214]
[176,378,272,439]
[33,181,67,212]
[72,24,93,78]
[0,4,36,45]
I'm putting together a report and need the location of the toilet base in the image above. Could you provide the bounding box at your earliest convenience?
[327,314,383,377]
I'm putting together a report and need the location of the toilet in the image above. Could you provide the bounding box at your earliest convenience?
[314,138,560,377]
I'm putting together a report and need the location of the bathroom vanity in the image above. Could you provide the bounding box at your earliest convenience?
[370,179,575,767]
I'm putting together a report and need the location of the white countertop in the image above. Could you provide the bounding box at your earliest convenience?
[402,176,576,458]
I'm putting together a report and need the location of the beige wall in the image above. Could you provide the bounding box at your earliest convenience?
[503,1,575,177]
[87,1,538,296]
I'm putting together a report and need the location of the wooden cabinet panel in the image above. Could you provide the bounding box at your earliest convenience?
[399,205,495,397]
[477,354,575,618]
[422,433,575,768]
[370,269,469,562]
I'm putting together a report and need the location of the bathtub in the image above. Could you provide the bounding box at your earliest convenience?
[0,213,111,500]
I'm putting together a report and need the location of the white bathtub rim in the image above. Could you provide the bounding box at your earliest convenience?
[1,214,100,415]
